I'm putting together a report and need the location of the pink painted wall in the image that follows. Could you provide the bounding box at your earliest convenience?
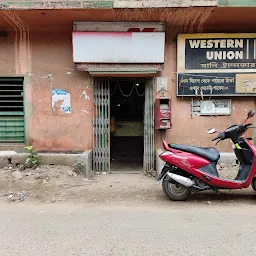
[0,31,15,74]
[29,30,93,150]
[0,8,255,152]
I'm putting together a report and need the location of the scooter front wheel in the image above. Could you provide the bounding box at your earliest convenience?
[162,178,191,201]
[251,178,256,192]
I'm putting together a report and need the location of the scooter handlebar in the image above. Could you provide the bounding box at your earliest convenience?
[212,137,219,142]
[212,132,225,142]
[244,123,253,129]
[211,124,252,143]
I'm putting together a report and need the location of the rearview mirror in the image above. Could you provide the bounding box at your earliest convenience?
[247,110,255,119]
[207,128,216,134]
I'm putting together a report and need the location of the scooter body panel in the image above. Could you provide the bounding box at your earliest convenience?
[160,151,210,170]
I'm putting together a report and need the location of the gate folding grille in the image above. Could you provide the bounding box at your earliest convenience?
[93,79,110,172]
[143,79,155,172]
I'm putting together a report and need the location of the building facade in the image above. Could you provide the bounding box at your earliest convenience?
[0,0,255,171]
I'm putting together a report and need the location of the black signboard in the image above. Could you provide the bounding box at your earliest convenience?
[177,34,256,96]
[178,73,234,96]
[185,38,256,70]
[177,73,256,96]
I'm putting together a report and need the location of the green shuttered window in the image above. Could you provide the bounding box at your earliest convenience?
[0,78,25,143]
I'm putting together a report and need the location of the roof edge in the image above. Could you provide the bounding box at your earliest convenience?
[0,1,218,10]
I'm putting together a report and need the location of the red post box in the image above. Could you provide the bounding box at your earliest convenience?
[155,97,172,129]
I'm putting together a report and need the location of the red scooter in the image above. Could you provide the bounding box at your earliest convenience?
[157,110,256,201]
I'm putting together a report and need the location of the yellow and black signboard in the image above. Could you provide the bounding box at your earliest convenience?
[177,33,256,96]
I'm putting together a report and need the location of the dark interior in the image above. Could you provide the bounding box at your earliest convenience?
[110,79,145,171]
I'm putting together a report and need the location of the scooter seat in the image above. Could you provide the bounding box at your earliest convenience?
[168,144,220,162]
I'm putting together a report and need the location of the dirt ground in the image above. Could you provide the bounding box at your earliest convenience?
[0,164,158,204]
[0,162,254,205]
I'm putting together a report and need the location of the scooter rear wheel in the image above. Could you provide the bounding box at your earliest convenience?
[162,178,191,201]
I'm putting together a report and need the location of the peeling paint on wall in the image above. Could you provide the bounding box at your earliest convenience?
[52,89,71,114]
[41,74,53,88]
[160,7,214,34]
[113,7,214,36]
[80,90,90,100]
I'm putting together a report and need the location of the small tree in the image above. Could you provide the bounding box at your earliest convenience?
[24,146,40,169]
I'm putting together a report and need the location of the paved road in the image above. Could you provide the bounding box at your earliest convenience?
[1,202,256,256]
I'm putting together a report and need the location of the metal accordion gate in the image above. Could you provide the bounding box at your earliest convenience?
[93,79,110,172]
[93,78,154,172]
[143,79,155,172]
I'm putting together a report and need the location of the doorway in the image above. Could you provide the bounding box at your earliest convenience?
[110,79,145,172]
[93,78,154,173]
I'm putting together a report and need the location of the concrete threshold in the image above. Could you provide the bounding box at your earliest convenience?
[109,171,143,174]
